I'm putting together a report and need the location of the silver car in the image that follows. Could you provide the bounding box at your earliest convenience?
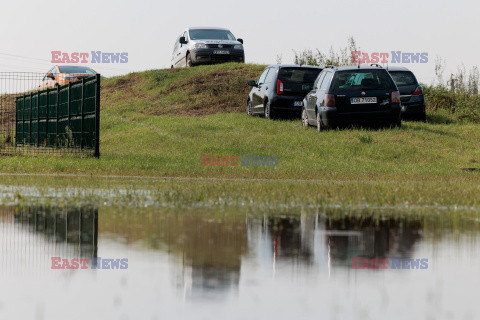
[171,27,244,68]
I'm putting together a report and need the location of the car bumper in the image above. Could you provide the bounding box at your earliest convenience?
[192,48,244,64]
[401,101,426,117]
[270,95,307,116]
[320,105,402,127]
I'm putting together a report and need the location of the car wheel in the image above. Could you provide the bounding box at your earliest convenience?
[265,101,274,119]
[316,112,324,132]
[301,108,309,127]
[395,118,402,128]
[186,53,193,67]
[247,100,253,116]
[421,113,427,122]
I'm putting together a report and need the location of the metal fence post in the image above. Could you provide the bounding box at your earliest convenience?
[94,74,100,158]
[29,92,32,145]
[67,82,71,148]
[36,91,39,147]
[46,88,49,149]
[56,85,59,148]
[80,78,85,150]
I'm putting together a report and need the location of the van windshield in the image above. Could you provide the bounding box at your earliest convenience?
[278,68,323,94]
[330,70,396,92]
[189,29,236,41]
[389,71,418,86]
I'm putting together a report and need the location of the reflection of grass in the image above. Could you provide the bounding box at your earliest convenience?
[1,174,480,213]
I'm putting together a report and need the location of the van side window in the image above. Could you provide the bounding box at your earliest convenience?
[258,69,269,84]
[320,72,332,91]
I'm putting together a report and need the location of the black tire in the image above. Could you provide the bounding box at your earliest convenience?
[265,101,274,119]
[421,113,427,122]
[186,53,193,67]
[316,112,324,132]
[247,100,253,116]
[301,108,309,127]
[394,118,402,128]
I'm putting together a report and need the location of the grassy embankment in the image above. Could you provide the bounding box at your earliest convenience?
[0,63,479,209]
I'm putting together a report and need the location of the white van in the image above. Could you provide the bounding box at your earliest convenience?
[171,27,244,68]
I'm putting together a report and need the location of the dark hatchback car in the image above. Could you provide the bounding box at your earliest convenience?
[247,65,323,119]
[387,66,426,121]
[302,66,402,131]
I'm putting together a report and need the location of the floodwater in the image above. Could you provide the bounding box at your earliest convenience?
[0,205,479,320]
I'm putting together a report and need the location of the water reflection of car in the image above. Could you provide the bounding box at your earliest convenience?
[37,65,97,90]
[247,65,323,119]
[387,66,426,121]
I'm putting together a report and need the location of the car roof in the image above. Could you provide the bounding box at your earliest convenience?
[268,64,323,69]
[56,65,94,69]
[386,66,411,72]
[323,65,390,72]
[187,27,231,31]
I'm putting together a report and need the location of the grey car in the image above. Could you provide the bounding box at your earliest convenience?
[171,27,244,68]
[387,66,426,121]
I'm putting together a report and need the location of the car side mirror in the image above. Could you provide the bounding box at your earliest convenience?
[179,37,188,44]
[237,38,244,44]
[47,73,55,80]
[247,80,257,87]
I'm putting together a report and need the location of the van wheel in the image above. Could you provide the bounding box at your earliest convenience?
[247,100,253,116]
[186,53,193,67]
[264,101,274,119]
[301,108,309,127]
[316,112,324,132]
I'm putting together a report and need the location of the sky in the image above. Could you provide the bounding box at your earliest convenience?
[1,0,479,84]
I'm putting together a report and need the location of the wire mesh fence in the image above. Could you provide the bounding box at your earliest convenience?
[0,72,100,157]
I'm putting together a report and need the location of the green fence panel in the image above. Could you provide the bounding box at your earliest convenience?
[15,74,100,157]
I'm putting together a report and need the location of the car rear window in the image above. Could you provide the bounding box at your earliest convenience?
[330,69,396,92]
[58,66,96,74]
[388,71,418,86]
[278,68,322,94]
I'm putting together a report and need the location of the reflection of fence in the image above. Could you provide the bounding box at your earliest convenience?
[0,205,98,276]
[0,72,100,157]
[14,205,98,258]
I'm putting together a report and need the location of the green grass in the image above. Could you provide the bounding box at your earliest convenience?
[0,63,479,209]
[1,113,479,180]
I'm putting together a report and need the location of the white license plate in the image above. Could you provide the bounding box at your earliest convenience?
[294,101,303,107]
[351,97,377,104]
[213,50,230,54]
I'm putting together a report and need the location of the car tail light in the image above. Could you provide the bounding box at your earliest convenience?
[391,91,400,104]
[412,86,423,96]
[325,94,335,107]
[276,79,284,95]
